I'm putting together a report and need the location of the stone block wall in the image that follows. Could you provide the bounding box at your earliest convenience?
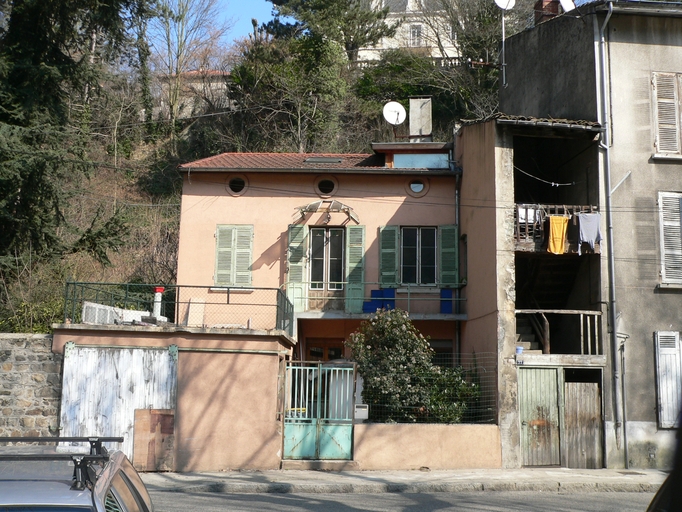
[0,334,62,437]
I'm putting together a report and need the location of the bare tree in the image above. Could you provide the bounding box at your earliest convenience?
[149,0,232,153]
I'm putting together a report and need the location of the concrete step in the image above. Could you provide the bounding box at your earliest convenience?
[518,349,543,355]
[281,460,360,471]
[516,341,532,349]
[517,334,535,343]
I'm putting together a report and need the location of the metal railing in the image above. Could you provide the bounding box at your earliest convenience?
[516,309,603,355]
[514,203,599,245]
[284,281,465,315]
[63,282,294,337]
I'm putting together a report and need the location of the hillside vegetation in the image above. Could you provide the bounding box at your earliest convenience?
[0,0,535,332]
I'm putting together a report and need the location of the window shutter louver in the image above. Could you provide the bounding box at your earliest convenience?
[345,225,365,313]
[234,226,253,286]
[215,226,235,285]
[379,226,399,287]
[653,72,681,154]
[659,192,682,284]
[655,331,682,428]
[439,225,459,286]
[215,225,253,286]
[287,224,308,312]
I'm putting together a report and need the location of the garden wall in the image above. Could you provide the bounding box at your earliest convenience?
[0,334,61,437]
[353,423,502,470]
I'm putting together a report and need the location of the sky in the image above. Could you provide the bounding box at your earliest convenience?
[225,0,277,43]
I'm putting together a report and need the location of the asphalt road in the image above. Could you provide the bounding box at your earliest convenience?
[150,490,656,511]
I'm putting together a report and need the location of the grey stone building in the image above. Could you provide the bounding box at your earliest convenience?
[457,0,682,469]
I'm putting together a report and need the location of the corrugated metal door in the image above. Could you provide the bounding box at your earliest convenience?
[60,345,177,459]
[564,382,602,468]
[519,368,561,466]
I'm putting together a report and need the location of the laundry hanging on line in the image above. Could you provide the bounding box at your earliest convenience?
[577,213,602,255]
[548,215,569,254]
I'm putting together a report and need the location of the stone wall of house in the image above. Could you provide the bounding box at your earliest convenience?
[0,334,61,437]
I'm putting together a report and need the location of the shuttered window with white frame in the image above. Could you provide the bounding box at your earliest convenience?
[215,225,253,286]
[653,72,682,156]
[658,192,682,285]
[655,331,682,429]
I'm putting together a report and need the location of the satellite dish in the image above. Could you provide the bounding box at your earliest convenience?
[383,101,406,126]
[494,0,515,9]
[559,0,575,11]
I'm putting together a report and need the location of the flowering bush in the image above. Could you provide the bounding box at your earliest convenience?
[345,308,478,423]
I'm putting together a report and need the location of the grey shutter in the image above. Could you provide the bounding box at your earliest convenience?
[439,225,459,286]
[659,192,682,284]
[234,226,253,286]
[215,226,235,285]
[287,224,308,312]
[653,72,680,154]
[345,225,365,313]
[655,331,682,429]
[379,226,399,287]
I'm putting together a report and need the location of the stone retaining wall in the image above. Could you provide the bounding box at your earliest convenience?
[0,334,61,437]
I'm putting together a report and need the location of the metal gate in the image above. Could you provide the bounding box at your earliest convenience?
[283,362,356,460]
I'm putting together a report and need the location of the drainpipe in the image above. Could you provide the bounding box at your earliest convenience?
[452,132,463,363]
[597,1,624,462]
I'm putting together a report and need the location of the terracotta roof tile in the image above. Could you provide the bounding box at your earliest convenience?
[179,152,386,171]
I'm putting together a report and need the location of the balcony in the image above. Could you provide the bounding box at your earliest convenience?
[516,310,605,366]
[62,282,294,336]
[514,203,600,253]
[286,281,466,318]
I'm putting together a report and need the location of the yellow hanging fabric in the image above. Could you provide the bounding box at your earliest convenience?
[548,216,569,254]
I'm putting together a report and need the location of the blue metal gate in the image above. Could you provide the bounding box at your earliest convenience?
[283,362,356,460]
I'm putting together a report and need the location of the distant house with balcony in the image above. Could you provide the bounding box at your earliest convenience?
[358,0,458,62]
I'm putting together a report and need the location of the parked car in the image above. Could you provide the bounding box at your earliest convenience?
[0,436,154,512]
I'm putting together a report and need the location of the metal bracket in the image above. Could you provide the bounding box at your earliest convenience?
[169,344,179,362]
[64,341,75,358]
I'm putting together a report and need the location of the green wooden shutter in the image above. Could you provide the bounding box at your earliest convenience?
[215,225,235,285]
[653,72,680,154]
[439,225,459,287]
[659,192,682,284]
[345,225,365,313]
[379,226,399,287]
[234,226,253,286]
[287,224,308,312]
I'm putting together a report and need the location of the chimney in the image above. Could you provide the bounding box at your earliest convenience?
[409,96,433,143]
[534,0,560,25]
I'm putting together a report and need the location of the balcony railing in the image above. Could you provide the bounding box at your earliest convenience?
[63,282,294,337]
[516,309,603,355]
[285,281,465,316]
[514,203,600,253]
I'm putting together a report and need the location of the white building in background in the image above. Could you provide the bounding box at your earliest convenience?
[358,0,458,62]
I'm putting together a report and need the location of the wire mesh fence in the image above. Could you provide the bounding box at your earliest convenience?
[358,352,497,424]
[63,282,294,336]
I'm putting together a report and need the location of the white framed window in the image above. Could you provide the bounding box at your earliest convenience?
[652,72,682,157]
[410,24,423,47]
[655,331,681,429]
[215,225,253,286]
[310,228,344,290]
[658,192,682,285]
[401,227,436,285]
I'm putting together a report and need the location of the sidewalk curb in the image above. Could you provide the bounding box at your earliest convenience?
[144,480,662,495]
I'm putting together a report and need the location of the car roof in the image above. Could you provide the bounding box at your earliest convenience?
[0,447,100,509]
